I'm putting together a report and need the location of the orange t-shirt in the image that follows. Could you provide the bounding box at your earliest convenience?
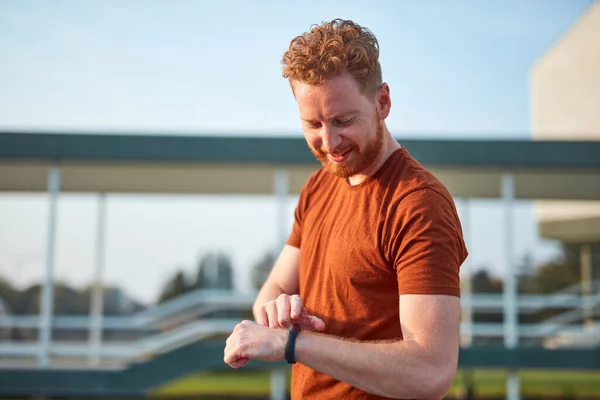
[286,146,468,399]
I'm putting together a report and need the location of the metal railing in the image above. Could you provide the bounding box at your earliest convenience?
[0,284,598,367]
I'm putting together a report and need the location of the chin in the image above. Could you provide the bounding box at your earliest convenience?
[323,161,361,179]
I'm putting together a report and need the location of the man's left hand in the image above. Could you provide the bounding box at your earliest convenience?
[224,320,287,368]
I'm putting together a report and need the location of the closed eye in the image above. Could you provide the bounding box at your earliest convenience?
[334,117,355,127]
[305,121,322,129]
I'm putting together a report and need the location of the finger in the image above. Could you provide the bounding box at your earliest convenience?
[289,295,303,319]
[265,301,279,329]
[276,295,291,328]
[297,318,318,331]
[224,342,247,368]
[309,315,326,331]
[294,312,325,332]
[255,307,269,327]
[224,349,237,366]
[234,356,250,368]
[224,334,234,356]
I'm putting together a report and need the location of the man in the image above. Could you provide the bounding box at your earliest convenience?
[224,18,468,400]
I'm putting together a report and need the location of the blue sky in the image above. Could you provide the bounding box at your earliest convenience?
[0,0,594,303]
[0,0,593,136]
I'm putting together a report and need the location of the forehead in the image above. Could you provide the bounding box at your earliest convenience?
[293,74,369,118]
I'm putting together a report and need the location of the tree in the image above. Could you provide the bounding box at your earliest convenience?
[194,252,234,290]
[251,251,275,291]
[468,268,504,325]
[157,269,192,304]
[192,252,239,319]
[471,268,503,293]
[0,274,144,341]
[15,284,42,314]
[534,244,580,294]
[80,285,144,315]
[0,278,15,340]
[0,277,18,313]
[517,253,538,294]
[53,281,89,315]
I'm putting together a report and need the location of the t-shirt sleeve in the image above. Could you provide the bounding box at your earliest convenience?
[384,188,468,297]
[286,174,315,249]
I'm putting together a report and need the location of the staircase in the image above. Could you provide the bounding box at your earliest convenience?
[0,284,599,368]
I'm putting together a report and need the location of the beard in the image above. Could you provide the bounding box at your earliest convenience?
[309,117,385,179]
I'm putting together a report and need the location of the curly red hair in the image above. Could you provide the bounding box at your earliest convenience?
[282,19,382,97]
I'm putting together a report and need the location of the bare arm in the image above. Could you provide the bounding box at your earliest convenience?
[294,294,460,400]
[252,245,300,320]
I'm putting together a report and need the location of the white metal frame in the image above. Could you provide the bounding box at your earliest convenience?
[15,166,598,400]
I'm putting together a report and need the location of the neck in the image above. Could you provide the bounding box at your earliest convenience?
[347,128,400,186]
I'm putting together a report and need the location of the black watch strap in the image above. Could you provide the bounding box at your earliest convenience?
[285,323,301,364]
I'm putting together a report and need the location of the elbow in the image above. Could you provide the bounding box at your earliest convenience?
[385,364,456,400]
[416,364,457,400]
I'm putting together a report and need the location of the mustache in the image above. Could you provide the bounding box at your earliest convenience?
[318,145,353,156]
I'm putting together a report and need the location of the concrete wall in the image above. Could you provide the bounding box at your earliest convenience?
[530,1,600,240]
[530,1,600,139]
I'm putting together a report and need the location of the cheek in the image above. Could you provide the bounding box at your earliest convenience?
[344,126,368,147]
[303,130,321,149]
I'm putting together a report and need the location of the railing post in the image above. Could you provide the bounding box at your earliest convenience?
[270,368,287,400]
[580,244,594,327]
[274,168,289,252]
[89,192,107,366]
[39,165,60,368]
[459,198,473,348]
[502,173,520,400]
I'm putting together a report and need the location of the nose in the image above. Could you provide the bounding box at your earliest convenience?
[320,125,342,154]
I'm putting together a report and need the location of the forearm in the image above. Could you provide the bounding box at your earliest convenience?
[252,245,300,320]
[294,332,456,399]
[252,280,285,319]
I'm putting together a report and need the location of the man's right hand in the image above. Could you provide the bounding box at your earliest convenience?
[255,293,326,332]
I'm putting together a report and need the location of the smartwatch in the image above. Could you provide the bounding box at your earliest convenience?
[285,323,301,364]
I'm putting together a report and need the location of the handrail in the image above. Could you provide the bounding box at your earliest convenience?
[0,319,241,361]
[0,286,597,362]
[2,317,598,362]
[1,291,598,329]
[0,289,256,329]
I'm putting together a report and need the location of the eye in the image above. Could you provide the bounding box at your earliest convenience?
[303,121,322,129]
[334,117,354,127]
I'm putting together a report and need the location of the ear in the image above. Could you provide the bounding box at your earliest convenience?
[376,83,391,119]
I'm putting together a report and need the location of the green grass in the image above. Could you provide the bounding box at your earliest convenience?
[151,370,289,396]
[450,369,600,398]
[152,368,600,398]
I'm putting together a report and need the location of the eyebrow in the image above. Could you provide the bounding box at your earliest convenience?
[301,110,361,122]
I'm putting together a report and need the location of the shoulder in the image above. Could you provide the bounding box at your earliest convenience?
[298,166,332,198]
[381,147,456,212]
[379,147,467,258]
